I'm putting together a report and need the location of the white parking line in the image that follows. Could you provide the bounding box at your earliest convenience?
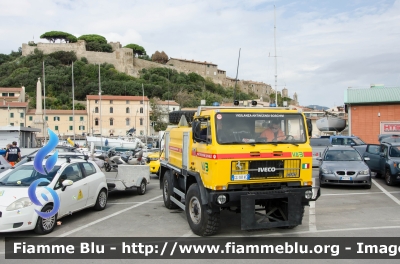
[322,191,400,196]
[108,201,163,205]
[57,195,163,237]
[372,179,400,206]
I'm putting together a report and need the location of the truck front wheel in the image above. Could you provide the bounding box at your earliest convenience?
[185,183,220,236]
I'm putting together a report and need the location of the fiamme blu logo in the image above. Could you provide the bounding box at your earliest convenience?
[27,128,60,218]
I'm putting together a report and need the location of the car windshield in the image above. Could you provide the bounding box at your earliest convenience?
[352,138,366,145]
[214,112,307,144]
[389,146,400,157]
[324,150,362,161]
[0,165,61,186]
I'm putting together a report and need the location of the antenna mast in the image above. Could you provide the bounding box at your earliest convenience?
[274,5,278,106]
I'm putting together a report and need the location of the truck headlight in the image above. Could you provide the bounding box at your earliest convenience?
[305,190,313,199]
[321,167,332,174]
[358,169,369,175]
[217,195,227,204]
[6,197,33,211]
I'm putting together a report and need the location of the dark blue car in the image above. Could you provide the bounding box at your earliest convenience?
[362,142,400,186]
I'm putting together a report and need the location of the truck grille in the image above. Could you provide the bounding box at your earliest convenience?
[232,159,301,180]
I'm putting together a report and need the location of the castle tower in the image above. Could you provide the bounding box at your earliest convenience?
[282,87,288,98]
[293,92,298,106]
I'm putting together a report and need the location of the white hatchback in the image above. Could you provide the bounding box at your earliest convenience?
[0,154,108,234]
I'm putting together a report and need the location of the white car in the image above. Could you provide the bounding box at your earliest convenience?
[0,154,108,234]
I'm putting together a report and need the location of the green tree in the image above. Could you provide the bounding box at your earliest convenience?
[40,31,77,43]
[124,44,147,56]
[78,34,107,44]
[149,97,168,131]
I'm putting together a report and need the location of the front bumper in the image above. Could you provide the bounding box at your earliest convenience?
[320,173,371,186]
[207,186,319,208]
[0,205,38,233]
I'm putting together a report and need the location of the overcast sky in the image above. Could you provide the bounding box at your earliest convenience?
[1,0,400,107]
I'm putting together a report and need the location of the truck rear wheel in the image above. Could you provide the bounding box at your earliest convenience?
[162,170,179,209]
[185,183,220,236]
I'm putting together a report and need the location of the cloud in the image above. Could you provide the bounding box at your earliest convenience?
[1,0,400,107]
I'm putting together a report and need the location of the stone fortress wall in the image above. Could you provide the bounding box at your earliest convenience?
[22,40,297,104]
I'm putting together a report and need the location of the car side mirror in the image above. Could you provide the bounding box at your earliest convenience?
[350,142,355,146]
[61,179,73,191]
[364,157,370,161]
[379,153,385,157]
[316,157,322,161]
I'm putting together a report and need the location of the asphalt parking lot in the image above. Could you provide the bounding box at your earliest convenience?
[2,169,400,263]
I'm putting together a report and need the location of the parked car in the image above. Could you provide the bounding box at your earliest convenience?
[310,138,332,168]
[318,146,371,189]
[146,151,160,176]
[0,155,12,174]
[15,146,80,169]
[321,135,366,146]
[362,142,400,186]
[0,154,108,234]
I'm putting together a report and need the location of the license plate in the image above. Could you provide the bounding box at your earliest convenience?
[340,176,352,181]
[231,174,250,181]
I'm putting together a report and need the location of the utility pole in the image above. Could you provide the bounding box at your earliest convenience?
[274,5,278,106]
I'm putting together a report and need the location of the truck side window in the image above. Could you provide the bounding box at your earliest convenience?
[199,120,212,144]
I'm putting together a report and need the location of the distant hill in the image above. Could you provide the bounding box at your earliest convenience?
[306,105,329,111]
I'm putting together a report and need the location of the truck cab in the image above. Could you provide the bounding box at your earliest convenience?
[160,106,319,236]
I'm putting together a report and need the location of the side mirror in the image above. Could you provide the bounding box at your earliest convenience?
[364,157,370,161]
[380,153,385,157]
[306,118,313,137]
[192,120,202,142]
[350,142,355,146]
[61,179,73,191]
[316,157,322,161]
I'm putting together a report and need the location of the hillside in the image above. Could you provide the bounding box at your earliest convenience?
[0,49,255,110]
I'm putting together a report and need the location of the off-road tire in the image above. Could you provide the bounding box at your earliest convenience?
[185,183,220,236]
[34,204,57,234]
[137,180,146,195]
[94,189,108,210]
[162,170,179,209]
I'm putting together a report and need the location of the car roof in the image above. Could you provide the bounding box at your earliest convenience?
[22,153,91,166]
[326,145,357,150]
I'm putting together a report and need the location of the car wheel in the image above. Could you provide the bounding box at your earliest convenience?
[137,180,146,195]
[34,204,57,234]
[385,168,395,186]
[94,189,108,210]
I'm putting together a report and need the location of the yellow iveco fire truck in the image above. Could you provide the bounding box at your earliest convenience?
[159,104,319,236]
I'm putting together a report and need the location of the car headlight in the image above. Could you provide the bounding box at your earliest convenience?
[321,167,333,174]
[6,197,33,211]
[358,169,369,175]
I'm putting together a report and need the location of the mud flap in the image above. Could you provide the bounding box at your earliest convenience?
[241,192,303,230]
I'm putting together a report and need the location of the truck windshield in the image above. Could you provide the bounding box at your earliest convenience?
[215,112,307,144]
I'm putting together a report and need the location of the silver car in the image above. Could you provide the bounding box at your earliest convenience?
[318,146,371,189]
